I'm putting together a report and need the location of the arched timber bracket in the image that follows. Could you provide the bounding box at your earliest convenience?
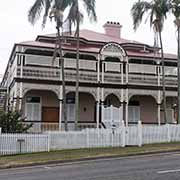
[99,42,127,62]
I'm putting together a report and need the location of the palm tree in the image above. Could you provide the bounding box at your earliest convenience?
[28,0,96,130]
[131,0,170,124]
[65,0,97,130]
[170,0,180,124]
[28,0,71,131]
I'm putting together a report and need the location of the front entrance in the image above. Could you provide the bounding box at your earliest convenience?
[42,107,59,123]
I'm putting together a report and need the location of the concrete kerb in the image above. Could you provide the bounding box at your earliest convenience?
[0,149,180,170]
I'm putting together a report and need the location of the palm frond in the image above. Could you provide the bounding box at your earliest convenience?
[42,0,51,28]
[82,0,97,22]
[131,1,151,31]
[65,1,84,36]
[131,0,170,32]
[28,0,53,27]
[28,0,45,25]
[171,0,180,19]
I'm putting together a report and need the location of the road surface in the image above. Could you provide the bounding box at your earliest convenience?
[1,152,180,180]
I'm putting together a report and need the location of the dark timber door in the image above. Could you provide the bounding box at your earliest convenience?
[42,107,59,123]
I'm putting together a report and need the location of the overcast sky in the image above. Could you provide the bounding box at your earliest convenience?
[0,0,178,81]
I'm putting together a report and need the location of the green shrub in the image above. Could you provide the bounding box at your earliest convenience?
[0,110,32,133]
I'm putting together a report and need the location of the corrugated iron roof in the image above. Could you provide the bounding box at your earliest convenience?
[19,29,177,60]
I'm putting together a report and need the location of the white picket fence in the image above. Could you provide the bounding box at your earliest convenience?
[0,134,49,155]
[49,128,125,150]
[49,123,180,150]
[1,123,180,155]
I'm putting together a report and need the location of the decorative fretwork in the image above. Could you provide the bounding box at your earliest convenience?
[100,42,126,61]
[103,44,123,53]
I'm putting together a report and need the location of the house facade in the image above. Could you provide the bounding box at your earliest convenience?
[0,22,178,131]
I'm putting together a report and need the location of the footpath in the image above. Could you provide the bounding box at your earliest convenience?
[0,142,180,169]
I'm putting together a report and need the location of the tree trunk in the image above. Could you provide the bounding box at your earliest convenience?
[159,31,167,124]
[56,25,68,131]
[75,4,80,131]
[177,25,180,124]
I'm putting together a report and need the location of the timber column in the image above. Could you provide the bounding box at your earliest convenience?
[120,61,124,123]
[101,55,105,126]
[96,55,100,128]
[59,86,63,130]
[59,54,63,130]
[19,54,24,111]
[125,57,129,126]
[157,63,161,125]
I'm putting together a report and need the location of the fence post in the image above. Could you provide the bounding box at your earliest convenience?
[110,105,113,125]
[138,121,142,147]
[167,124,171,143]
[86,129,89,148]
[47,132,51,152]
[121,120,126,147]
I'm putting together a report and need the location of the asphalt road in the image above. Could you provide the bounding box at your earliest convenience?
[1,152,180,180]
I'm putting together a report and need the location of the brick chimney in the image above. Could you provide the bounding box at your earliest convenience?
[103,21,122,38]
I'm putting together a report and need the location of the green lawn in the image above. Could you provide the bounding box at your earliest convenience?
[0,142,180,169]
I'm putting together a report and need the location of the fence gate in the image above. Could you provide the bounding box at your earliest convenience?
[125,126,139,146]
[103,105,123,128]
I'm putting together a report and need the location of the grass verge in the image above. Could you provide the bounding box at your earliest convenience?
[0,142,180,169]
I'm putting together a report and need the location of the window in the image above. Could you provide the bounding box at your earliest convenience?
[25,49,54,57]
[66,98,75,122]
[64,53,96,60]
[67,104,75,122]
[163,61,177,67]
[105,57,120,62]
[128,106,140,123]
[26,96,40,103]
[129,59,156,65]
[128,101,140,123]
[25,96,41,121]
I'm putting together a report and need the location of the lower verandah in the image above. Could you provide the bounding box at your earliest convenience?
[22,90,176,131]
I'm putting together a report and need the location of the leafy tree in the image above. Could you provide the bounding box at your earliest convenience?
[131,0,170,123]
[0,111,32,133]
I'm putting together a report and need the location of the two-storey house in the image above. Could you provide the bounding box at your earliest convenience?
[0,22,178,131]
